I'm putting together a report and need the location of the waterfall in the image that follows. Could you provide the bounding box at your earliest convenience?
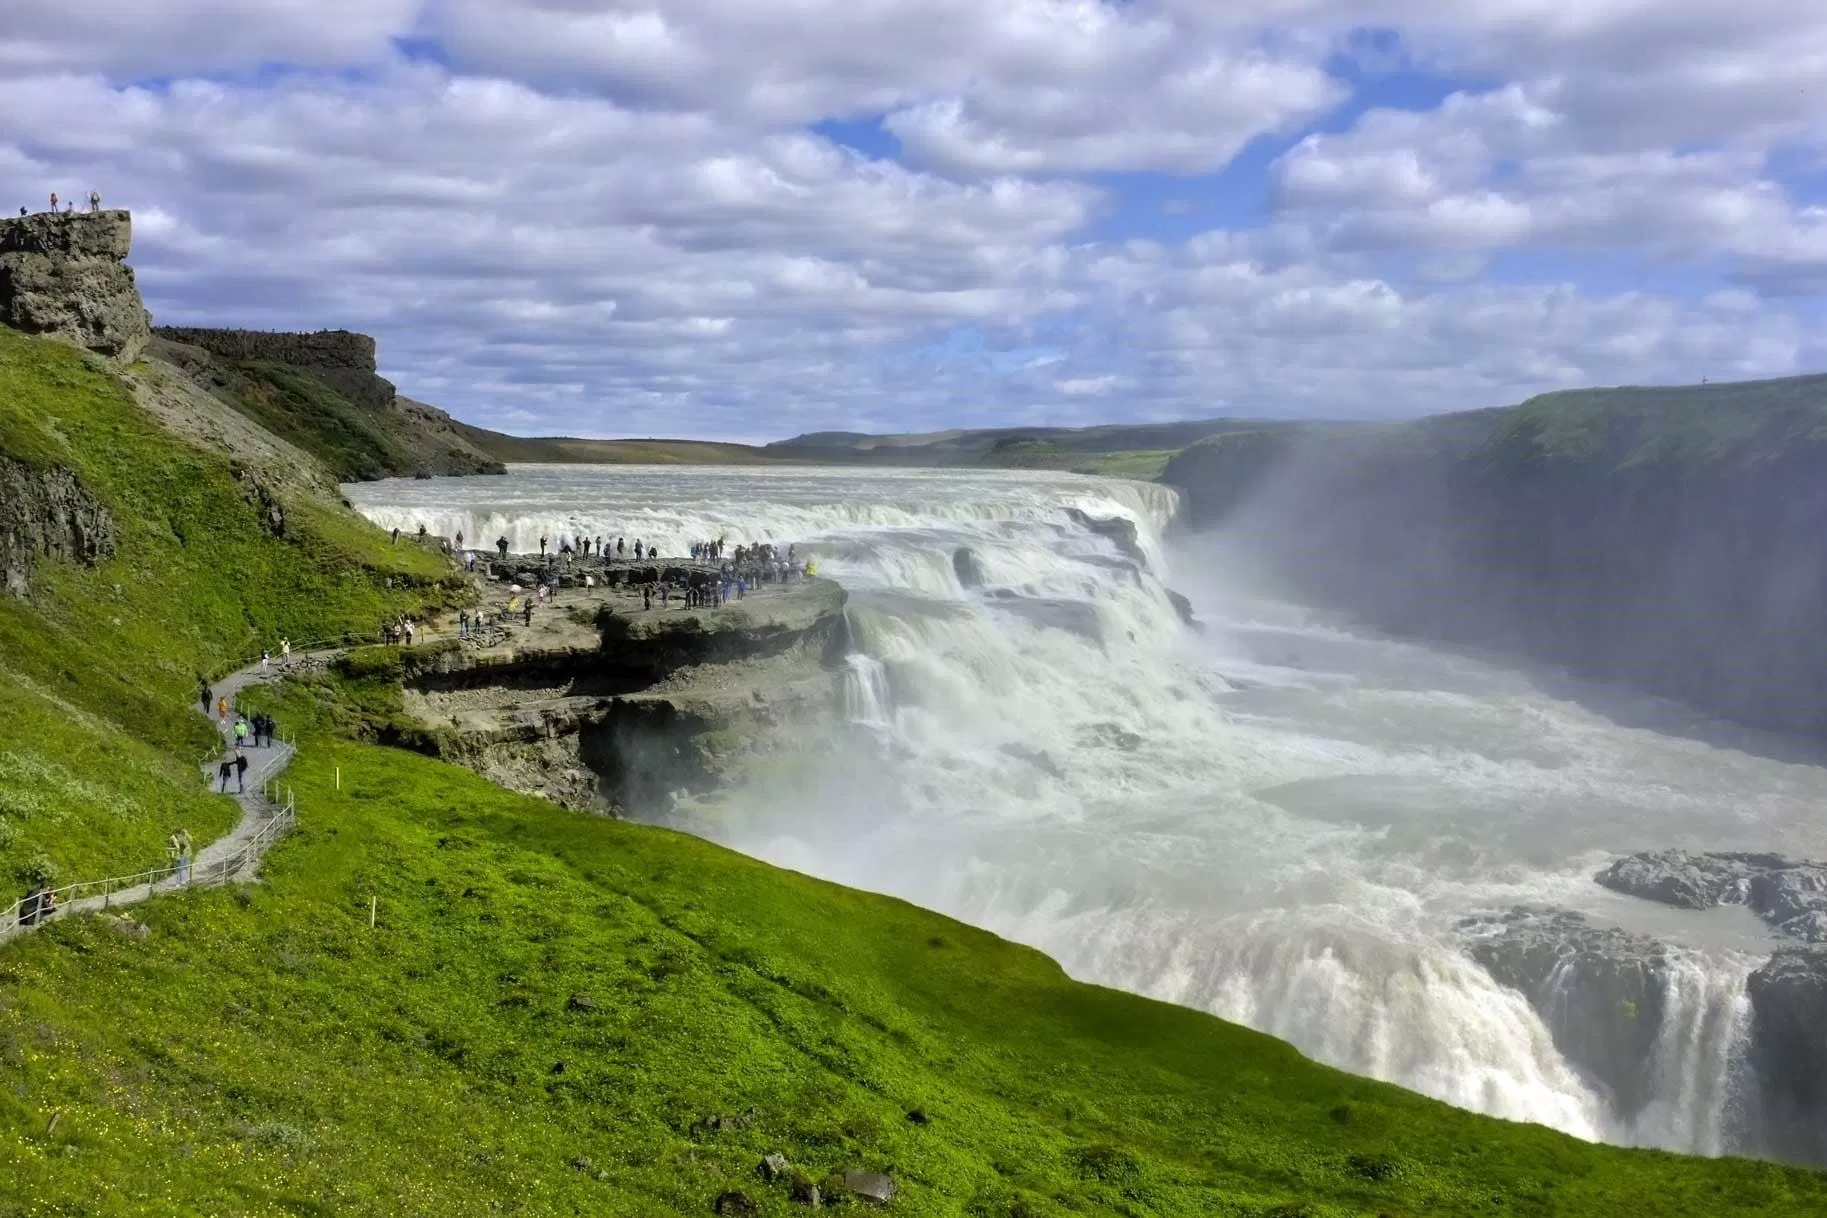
[346,462,1827,1159]
[843,653,893,727]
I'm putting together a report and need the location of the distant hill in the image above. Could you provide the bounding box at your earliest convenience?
[455,415,1296,480]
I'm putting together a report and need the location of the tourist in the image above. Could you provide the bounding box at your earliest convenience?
[170,827,194,882]
[404,618,415,646]
[642,583,652,611]
[234,750,249,794]
[281,637,291,660]
[88,190,100,213]
[217,757,234,792]
[634,540,644,561]
[540,535,548,557]
[48,192,57,213]
[391,527,399,544]
[522,602,533,626]
[456,530,465,550]
[234,716,249,748]
[199,683,212,714]
[459,610,469,638]
[260,649,270,675]
[497,536,509,559]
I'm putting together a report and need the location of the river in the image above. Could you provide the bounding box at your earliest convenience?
[345,463,1827,1157]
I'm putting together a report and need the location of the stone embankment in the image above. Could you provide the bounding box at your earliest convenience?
[0,210,150,361]
[394,557,848,815]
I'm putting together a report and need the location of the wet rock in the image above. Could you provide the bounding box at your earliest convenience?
[565,993,598,1012]
[713,1190,758,1215]
[1459,908,1671,1118]
[1596,850,1827,942]
[999,743,1063,779]
[840,1170,896,1206]
[1165,588,1200,630]
[1747,947,1827,1163]
[759,1152,790,1182]
[952,547,987,589]
[1079,722,1143,752]
[1594,849,1774,911]
[993,595,1101,643]
[1066,508,1148,570]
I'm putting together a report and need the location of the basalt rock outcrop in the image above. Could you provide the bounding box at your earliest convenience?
[1595,850,1827,942]
[0,210,151,361]
[1459,908,1672,1119]
[153,327,395,410]
[0,456,115,596]
[1745,947,1827,1163]
[149,326,506,480]
[1575,846,1827,1162]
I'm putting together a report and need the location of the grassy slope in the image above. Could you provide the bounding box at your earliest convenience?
[454,424,789,467]
[4,675,1824,1216]
[208,360,431,481]
[3,338,1826,1214]
[0,328,461,902]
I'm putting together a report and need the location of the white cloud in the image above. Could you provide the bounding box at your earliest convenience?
[0,2,1822,438]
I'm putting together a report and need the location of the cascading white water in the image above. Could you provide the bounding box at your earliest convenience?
[842,654,893,727]
[346,463,1827,1157]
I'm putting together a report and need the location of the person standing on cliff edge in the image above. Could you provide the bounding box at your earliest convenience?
[88,191,100,212]
[48,192,58,214]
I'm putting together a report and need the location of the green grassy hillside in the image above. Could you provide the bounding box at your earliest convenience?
[0,328,461,901]
[6,674,1825,1215]
[3,333,1825,1214]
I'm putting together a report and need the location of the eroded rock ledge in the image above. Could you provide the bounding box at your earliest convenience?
[0,456,115,597]
[397,568,848,814]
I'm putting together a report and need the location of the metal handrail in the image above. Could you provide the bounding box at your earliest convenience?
[0,793,297,944]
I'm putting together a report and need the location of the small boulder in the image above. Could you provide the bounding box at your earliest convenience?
[566,993,598,1013]
[841,1170,896,1206]
[713,1191,758,1216]
[759,1152,791,1182]
[108,916,151,941]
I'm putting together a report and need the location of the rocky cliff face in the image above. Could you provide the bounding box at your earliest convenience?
[1459,908,1673,1120]
[1163,375,1827,740]
[0,211,150,362]
[0,456,115,596]
[153,327,396,410]
[395,571,849,813]
[149,328,506,480]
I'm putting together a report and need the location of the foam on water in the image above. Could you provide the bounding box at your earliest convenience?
[347,463,1827,1154]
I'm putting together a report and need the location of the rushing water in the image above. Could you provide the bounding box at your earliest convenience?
[346,463,1827,1155]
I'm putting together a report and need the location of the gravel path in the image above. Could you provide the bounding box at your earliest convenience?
[1,651,334,941]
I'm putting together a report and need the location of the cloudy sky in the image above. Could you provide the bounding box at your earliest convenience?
[3,2,1824,440]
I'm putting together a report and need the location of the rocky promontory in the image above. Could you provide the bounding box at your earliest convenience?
[0,210,150,361]
[393,559,848,813]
